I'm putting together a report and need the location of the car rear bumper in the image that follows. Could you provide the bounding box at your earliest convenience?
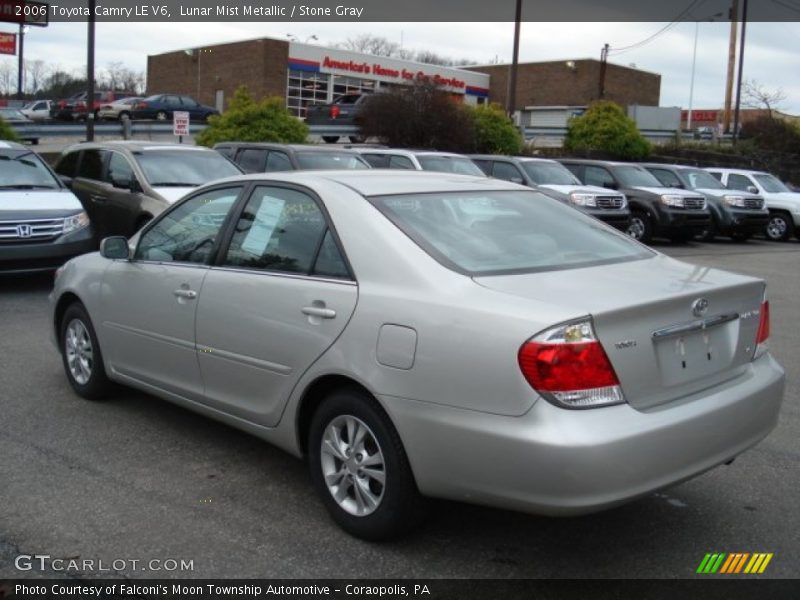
[380,353,784,515]
[0,228,96,274]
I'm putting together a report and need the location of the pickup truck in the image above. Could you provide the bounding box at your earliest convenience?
[304,93,371,143]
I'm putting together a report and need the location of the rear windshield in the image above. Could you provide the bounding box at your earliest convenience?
[0,151,60,189]
[683,168,726,190]
[134,150,242,186]
[614,166,662,187]
[295,152,370,170]
[754,174,790,193]
[520,161,581,185]
[370,190,652,275]
[417,156,485,176]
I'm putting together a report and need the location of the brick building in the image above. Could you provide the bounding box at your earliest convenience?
[146,37,661,118]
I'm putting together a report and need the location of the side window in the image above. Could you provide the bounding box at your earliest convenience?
[361,154,389,168]
[471,159,492,175]
[77,149,108,181]
[492,161,524,182]
[105,153,135,188]
[134,187,241,264]
[265,152,292,172]
[649,169,682,188]
[215,146,235,159]
[54,152,79,177]
[708,171,722,181]
[223,186,327,274]
[727,174,755,191]
[180,96,200,107]
[583,166,615,188]
[388,155,414,170]
[237,148,268,173]
[562,163,582,180]
[313,230,349,279]
[164,95,180,107]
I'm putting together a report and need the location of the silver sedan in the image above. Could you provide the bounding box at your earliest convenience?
[50,171,785,540]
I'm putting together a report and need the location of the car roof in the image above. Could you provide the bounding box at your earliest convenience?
[214,143,362,154]
[639,163,695,171]
[207,169,525,197]
[62,141,217,153]
[556,158,633,167]
[704,167,769,175]
[470,155,558,165]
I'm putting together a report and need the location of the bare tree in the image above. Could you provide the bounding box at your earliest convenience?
[338,34,403,58]
[742,79,786,118]
[0,59,15,96]
[25,59,48,94]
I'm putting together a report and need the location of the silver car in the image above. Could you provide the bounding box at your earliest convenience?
[50,171,785,540]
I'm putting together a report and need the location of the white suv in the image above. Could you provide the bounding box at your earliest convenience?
[706,167,800,241]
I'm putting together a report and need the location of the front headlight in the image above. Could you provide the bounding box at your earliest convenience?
[722,195,746,207]
[569,193,598,207]
[63,211,90,234]
[660,194,685,207]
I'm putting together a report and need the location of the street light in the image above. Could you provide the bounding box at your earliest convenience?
[687,13,723,131]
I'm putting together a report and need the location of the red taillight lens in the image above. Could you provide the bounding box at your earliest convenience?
[330,105,340,119]
[518,319,624,409]
[756,300,770,345]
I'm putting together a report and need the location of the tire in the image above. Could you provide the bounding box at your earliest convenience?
[60,303,112,401]
[627,211,653,244]
[349,135,366,144]
[696,220,717,242]
[322,136,340,144]
[308,387,426,541]
[765,211,794,242]
[155,111,168,121]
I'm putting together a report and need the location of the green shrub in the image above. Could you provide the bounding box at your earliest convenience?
[472,103,523,154]
[564,100,650,159]
[0,117,19,142]
[196,86,308,147]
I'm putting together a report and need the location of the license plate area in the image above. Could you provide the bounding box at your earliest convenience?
[653,321,737,387]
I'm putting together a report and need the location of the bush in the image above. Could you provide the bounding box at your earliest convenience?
[196,86,308,147]
[564,100,650,159]
[358,81,475,152]
[0,117,19,142]
[472,103,523,154]
[740,116,800,154]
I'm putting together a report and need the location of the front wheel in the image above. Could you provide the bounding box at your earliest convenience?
[627,211,653,244]
[60,303,112,400]
[322,136,340,144]
[308,388,425,540]
[155,111,168,121]
[696,220,717,242]
[765,212,794,241]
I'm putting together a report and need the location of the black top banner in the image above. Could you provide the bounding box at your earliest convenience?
[18,0,800,23]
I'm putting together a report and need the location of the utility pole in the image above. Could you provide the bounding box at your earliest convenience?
[87,0,96,141]
[732,0,748,144]
[723,0,739,133]
[16,24,24,99]
[598,43,610,99]
[505,0,522,116]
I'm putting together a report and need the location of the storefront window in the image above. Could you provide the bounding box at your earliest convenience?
[287,69,330,119]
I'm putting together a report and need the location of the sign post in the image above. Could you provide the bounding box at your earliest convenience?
[173,111,190,143]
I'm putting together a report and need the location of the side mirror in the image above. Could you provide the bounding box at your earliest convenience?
[100,236,130,260]
[747,186,759,195]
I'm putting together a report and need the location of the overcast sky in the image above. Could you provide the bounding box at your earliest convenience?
[2,20,799,113]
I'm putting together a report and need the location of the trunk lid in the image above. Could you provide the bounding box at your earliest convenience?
[474,255,765,410]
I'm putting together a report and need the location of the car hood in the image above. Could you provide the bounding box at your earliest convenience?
[151,186,197,203]
[766,191,800,203]
[0,189,83,212]
[538,184,622,196]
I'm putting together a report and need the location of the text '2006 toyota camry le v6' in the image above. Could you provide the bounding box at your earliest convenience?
[49,171,785,540]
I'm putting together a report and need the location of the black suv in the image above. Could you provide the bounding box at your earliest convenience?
[640,163,769,242]
[470,155,630,231]
[213,143,371,172]
[558,159,711,243]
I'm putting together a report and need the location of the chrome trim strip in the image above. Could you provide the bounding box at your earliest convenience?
[102,321,196,351]
[651,313,739,339]
[196,344,293,375]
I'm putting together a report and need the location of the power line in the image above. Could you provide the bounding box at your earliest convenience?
[607,0,707,56]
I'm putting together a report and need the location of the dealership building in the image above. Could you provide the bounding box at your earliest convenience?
[147,37,661,119]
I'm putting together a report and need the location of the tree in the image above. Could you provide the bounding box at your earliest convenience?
[471,103,523,154]
[338,34,410,59]
[564,100,650,159]
[195,86,308,147]
[740,115,800,154]
[0,60,15,96]
[24,59,48,95]
[0,116,19,141]
[358,81,475,152]
[742,79,786,118]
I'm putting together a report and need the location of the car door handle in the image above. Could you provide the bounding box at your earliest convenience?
[173,289,197,299]
[89,194,107,203]
[302,306,336,319]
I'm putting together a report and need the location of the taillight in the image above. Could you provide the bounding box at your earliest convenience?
[754,299,770,359]
[330,105,340,119]
[518,319,625,409]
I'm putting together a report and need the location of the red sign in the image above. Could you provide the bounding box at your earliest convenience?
[321,55,466,89]
[173,111,190,137]
[0,0,49,26]
[681,109,719,123]
[0,31,15,55]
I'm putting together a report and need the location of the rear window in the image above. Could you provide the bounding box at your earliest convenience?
[613,166,662,188]
[295,152,369,170]
[520,161,580,185]
[370,191,652,275]
[134,149,242,186]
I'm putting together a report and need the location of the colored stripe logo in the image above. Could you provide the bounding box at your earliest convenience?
[697,553,773,574]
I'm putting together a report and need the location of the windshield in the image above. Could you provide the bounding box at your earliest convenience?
[754,174,790,193]
[520,161,581,185]
[295,152,370,170]
[371,190,652,275]
[417,156,485,176]
[0,152,60,189]
[614,166,663,187]
[683,169,726,190]
[134,150,242,186]
[0,109,25,119]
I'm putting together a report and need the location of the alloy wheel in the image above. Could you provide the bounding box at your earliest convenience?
[628,216,645,240]
[766,215,788,241]
[65,318,93,385]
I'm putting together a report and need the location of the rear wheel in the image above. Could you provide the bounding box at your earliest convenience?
[308,387,425,540]
[155,111,168,121]
[60,303,112,401]
[627,211,653,244]
[322,136,340,144]
[765,211,794,241]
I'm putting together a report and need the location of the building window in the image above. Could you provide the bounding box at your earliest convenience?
[287,69,331,119]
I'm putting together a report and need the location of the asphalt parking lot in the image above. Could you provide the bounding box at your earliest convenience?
[1,239,798,580]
